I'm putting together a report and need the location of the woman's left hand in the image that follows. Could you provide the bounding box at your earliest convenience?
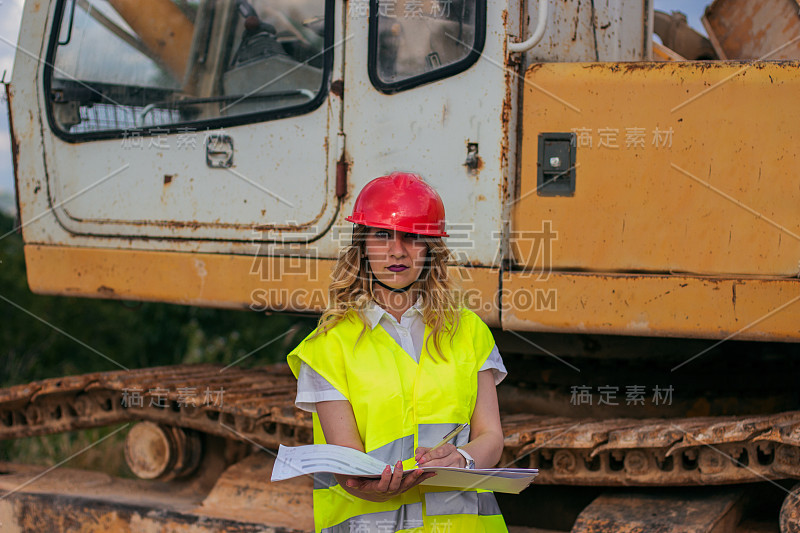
[335,462,435,502]
[414,444,466,468]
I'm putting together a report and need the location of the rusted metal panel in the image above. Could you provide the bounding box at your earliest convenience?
[703,0,800,60]
[200,454,314,531]
[522,0,652,62]
[571,489,745,533]
[23,244,503,325]
[0,458,310,532]
[780,483,800,533]
[501,413,577,449]
[502,271,800,342]
[7,2,52,249]
[517,61,800,278]
[5,85,23,224]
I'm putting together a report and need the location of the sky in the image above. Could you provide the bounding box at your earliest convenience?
[654,1,707,38]
[0,0,706,203]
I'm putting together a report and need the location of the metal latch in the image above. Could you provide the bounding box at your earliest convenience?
[206,134,234,168]
[537,132,576,196]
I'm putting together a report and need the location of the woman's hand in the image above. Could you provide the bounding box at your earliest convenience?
[317,401,436,502]
[414,443,466,468]
[335,461,436,503]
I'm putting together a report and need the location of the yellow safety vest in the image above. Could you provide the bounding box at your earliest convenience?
[287,308,508,533]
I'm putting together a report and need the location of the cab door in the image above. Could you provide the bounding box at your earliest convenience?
[24,0,340,250]
[341,0,515,269]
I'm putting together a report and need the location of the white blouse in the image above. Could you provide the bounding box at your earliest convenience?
[296,302,507,412]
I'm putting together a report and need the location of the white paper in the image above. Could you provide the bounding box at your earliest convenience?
[418,467,535,494]
[271,444,538,494]
[271,444,389,481]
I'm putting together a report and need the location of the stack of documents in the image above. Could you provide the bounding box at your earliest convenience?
[271,444,538,494]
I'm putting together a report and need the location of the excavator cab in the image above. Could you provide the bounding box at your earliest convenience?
[15,0,502,301]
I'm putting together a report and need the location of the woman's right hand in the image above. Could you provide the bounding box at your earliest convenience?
[335,461,436,503]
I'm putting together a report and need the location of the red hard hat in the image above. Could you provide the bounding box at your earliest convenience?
[346,172,449,237]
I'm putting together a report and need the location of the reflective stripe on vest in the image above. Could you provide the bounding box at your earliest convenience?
[369,434,416,464]
[425,491,503,516]
[320,502,423,533]
[313,473,337,490]
[418,423,471,448]
[288,308,506,533]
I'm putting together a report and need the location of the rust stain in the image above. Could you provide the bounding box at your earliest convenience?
[705,0,800,60]
[63,208,328,233]
[526,63,545,74]
[643,290,672,305]
[572,61,768,75]
[336,151,350,199]
[6,86,23,222]
[6,87,18,171]
[4,488,296,532]
[499,9,512,205]
[163,174,174,185]
[473,154,484,172]
[330,79,344,98]
[97,285,115,295]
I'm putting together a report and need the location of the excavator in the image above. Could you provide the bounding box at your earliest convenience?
[3,0,800,530]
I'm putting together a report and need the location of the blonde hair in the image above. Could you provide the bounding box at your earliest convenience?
[312,224,461,360]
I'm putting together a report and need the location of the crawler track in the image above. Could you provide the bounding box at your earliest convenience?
[1,364,799,486]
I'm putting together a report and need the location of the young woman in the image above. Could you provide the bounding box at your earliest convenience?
[287,172,509,532]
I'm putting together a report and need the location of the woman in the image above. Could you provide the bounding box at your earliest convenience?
[287,172,509,532]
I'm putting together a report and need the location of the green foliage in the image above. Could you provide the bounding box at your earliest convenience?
[0,425,132,478]
[0,210,316,468]
[0,212,316,387]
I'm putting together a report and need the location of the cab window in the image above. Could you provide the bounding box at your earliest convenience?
[368,0,485,93]
[45,0,331,140]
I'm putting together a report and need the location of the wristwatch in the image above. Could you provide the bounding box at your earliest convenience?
[456,448,476,469]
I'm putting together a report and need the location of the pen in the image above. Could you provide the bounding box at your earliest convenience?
[416,423,468,466]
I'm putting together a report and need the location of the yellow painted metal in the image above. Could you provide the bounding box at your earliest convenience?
[24,245,331,312]
[516,61,800,277]
[23,245,501,326]
[24,244,800,340]
[106,0,194,80]
[502,271,800,342]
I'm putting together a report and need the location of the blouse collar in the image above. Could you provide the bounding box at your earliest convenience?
[363,298,423,329]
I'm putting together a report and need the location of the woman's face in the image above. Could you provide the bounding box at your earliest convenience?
[364,227,428,290]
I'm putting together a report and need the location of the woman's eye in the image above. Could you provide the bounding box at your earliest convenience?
[375,230,390,239]
[404,233,420,240]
